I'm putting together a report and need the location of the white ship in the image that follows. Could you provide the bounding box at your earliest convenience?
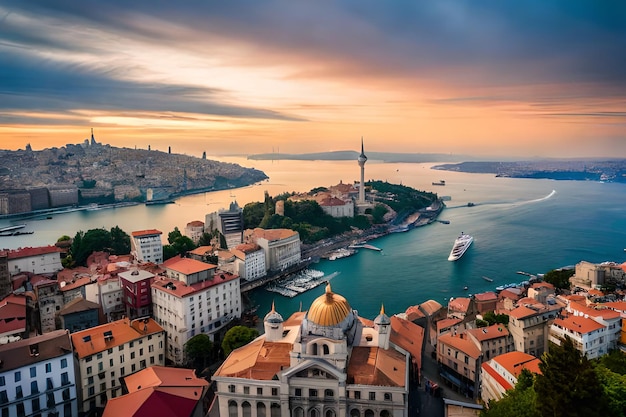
[448,232,473,261]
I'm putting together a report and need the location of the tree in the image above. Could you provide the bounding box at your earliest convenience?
[162,245,178,261]
[172,235,196,255]
[110,226,131,255]
[222,326,260,356]
[168,227,183,244]
[185,334,213,374]
[70,228,113,266]
[534,336,609,417]
[543,268,575,290]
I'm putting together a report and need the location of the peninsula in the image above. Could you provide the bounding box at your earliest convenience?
[0,135,268,216]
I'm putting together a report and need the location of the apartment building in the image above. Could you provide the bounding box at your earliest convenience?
[0,330,78,417]
[152,271,241,365]
[507,300,563,357]
[437,333,482,399]
[184,220,205,244]
[119,269,155,319]
[246,228,301,272]
[466,324,514,361]
[6,246,63,276]
[71,317,165,414]
[130,229,163,264]
[231,243,267,281]
[549,315,609,359]
[481,351,541,405]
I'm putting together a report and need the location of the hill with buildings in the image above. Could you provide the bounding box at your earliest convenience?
[0,137,268,215]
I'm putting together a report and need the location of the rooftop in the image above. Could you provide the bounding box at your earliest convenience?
[438,333,482,359]
[58,297,101,316]
[6,245,61,259]
[466,324,509,342]
[0,330,72,372]
[119,269,155,284]
[553,315,605,335]
[493,351,542,377]
[163,257,216,275]
[71,317,164,359]
[131,229,162,237]
[152,273,238,298]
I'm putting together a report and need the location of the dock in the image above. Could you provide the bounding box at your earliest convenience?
[348,243,382,251]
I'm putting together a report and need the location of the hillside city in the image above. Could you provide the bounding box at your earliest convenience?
[0,146,625,417]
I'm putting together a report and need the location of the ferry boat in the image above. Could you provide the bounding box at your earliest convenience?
[432,180,446,186]
[447,232,474,261]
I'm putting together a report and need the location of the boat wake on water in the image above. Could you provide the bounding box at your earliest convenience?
[465,190,557,208]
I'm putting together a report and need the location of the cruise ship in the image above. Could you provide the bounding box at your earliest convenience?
[448,232,473,261]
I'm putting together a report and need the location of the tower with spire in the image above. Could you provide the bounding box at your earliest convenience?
[357,137,367,204]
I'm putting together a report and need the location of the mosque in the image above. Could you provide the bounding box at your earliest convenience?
[212,284,421,417]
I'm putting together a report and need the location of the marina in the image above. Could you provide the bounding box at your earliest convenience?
[266,269,339,298]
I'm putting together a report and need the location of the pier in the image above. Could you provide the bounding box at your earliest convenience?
[348,243,382,251]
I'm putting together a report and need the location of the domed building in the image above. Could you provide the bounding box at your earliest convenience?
[212,284,422,417]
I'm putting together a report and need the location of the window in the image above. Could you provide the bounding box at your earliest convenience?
[14,371,21,382]
[309,389,318,397]
[244,386,250,394]
[31,381,38,394]
[131,352,135,360]
[295,388,302,397]
[46,378,53,390]
[324,389,334,398]
[61,358,67,369]
[272,388,278,396]
[16,403,25,417]
[87,376,94,384]
[32,398,40,412]
[0,391,7,405]
[384,393,392,401]
[87,366,92,375]
[0,376,4,386]
[140,360,146,369]
[16,386,23,399]
[120,355,125,363]
[61,373,69,386]
[228,385,235,393]
[131,364,136,372]
[30,367,37,377]
[97,353,103,360]
[110,359,114,367]
[88,387,95,396]
[369,392,376,401]
[257,387,263,395]
[46,363,52,373]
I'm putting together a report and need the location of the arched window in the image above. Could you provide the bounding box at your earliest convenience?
[324,389,334,398]
[312,344,318,355]
[228,400,238,417]
[257,403,266,417]
[325,409,335,417]
[294,407,304,417]
[310,408,320,417]
[364,410,374,417]
[380,411,390,417]
[271,403,281,417]
[323,344,330,355]
[383,392,392,401]
[350,409,360,417]
[242,401,252,417]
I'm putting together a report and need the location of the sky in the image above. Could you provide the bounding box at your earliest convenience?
[1,1,625,158]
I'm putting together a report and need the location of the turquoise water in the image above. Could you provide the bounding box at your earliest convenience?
[2,158,625,321]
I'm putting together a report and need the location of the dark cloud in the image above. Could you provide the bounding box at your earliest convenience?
[1,0,625,117]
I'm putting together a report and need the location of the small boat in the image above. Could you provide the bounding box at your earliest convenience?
[432,180,446,186]
[463,286,469,291]
[482,276,494,282]
[467,202,475,207]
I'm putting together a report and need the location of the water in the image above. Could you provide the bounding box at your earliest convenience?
[2,158,626,321]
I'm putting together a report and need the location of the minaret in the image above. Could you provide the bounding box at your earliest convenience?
[357,137,367,204]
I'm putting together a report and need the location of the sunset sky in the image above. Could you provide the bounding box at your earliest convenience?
[1,1,625,158]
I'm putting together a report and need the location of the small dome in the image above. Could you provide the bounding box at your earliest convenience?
[307,283,352,327]
[374,304,391,326]
[264,302,283,324]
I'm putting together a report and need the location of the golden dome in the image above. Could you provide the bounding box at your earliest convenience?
[307,283,352,326]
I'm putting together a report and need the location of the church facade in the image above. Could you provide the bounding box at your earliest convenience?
[212,284,410,417]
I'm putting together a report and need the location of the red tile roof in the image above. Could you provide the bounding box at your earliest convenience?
[449,297,470,313]
[493,351,542,377]
[131,229,162,237]
[7,245,61,259]
[164,258,216,275]
[186,220,204,227]
[152,273,238,298]
[482,362,513,392]
[467,324,510,342]
[474,292,497,302]
[438,333,482,359]
[553,315,604,335]
[390,316,424,370]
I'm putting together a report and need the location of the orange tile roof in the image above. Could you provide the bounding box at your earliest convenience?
[390,316,423,370]
[59,276,92,292]
[531,282,555,290]
[152,273,238,298]
[553,315,604,335]
[250,228,298,241]
[347,346,406,387]
[124,366,208,392]
[420,300,443,316]
[6,245,61,259]
[131,229,162,237]
[186,220,204,227]
[213,338,291,380]
[438,334,482,359]
[467,324,509,342]
[603,301,626,313]
[404,305,426,321]
[474,292,497,302]
[436,318,462,332]
[499,289,522,300]
[188,246,214,256]
[164,258,216,275]
[493,351,542,377]
[568,303,621,320]
[481,362,513,392]
[508,305,540,320]
[449,297,470,313]
[71,318,164,359]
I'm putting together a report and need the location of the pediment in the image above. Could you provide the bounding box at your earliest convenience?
[282,358,345,383]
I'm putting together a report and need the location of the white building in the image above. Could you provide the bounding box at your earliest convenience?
[481,351,541,405]
[246,228,301,272]
[6,246,63,276]
[0,330,78,417]
[549,315,609,359]
[130,229,163,264]
[319,196,355,218]
[212,284,410,417]
[151,271,241,365]
[85,276,125,322]
[231,243,267,281]
[565,301,622,351]
[185,220,205,244]
[70,317,166,414]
